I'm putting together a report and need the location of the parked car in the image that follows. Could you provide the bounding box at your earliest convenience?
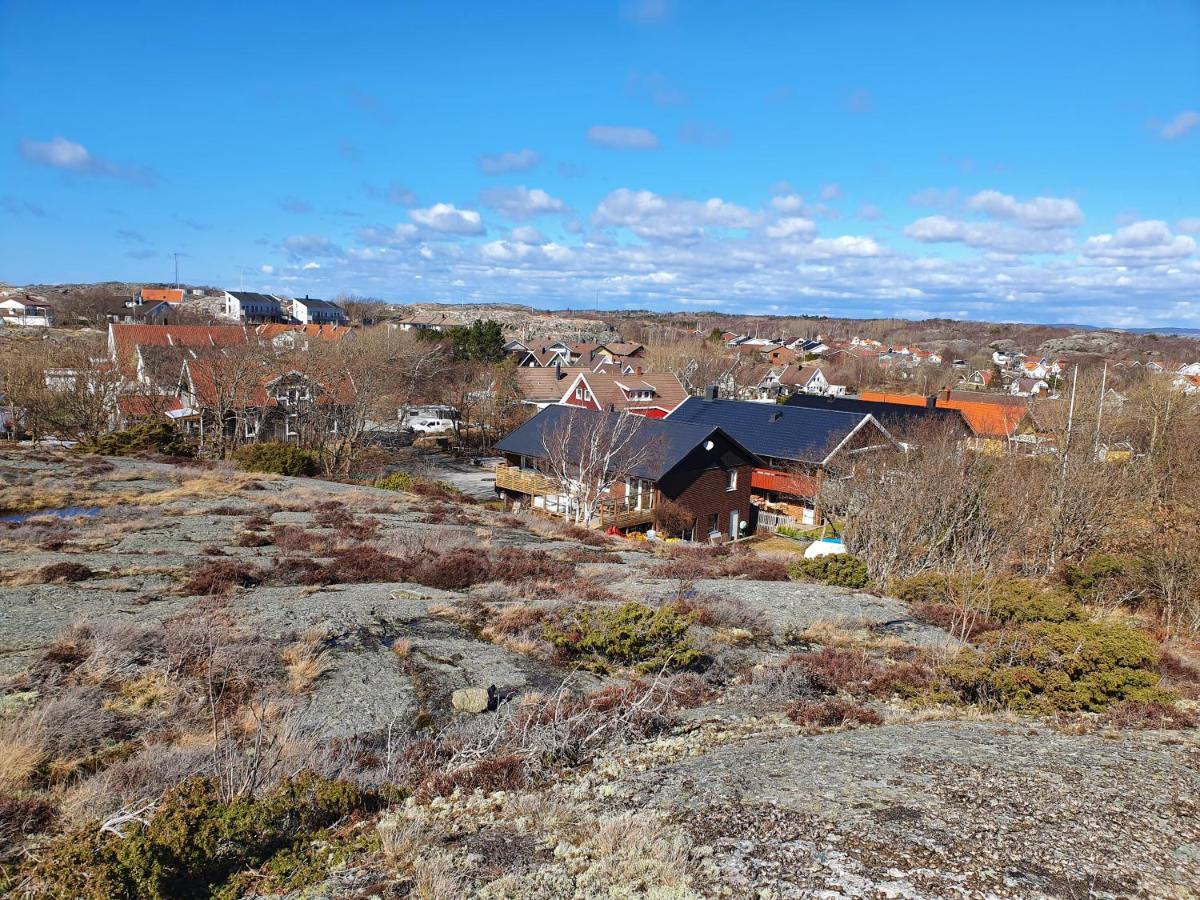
[408,418,456,434]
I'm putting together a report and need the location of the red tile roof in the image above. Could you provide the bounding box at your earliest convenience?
[110,323,249,375]
[116,394,184,418]
[141,288,184,304]
[255,324,351,341]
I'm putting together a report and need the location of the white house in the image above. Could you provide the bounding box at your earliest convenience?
[291,296,348,325]
[223,291,287,323]
[0,294,53,327]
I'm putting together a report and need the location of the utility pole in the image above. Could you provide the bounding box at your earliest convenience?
[173,253,179,288]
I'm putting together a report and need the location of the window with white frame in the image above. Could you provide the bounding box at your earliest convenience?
[726,468,738,491]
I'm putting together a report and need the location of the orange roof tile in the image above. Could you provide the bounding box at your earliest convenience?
[255,323,351,341]
[857,390,929,407]
[141,288,184,304]
[109,323,249,376]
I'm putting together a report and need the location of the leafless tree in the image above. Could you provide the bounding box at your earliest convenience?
[643,336,754,396]
[819,419,1023,586]
[540,407,659,527]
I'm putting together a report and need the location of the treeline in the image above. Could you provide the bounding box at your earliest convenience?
[821,372,1200,635]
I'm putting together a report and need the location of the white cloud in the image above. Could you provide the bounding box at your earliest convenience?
[408,203,485,234]
[19,135,153,184]
[967,189,1083,229]
[282,234,341,258]
[765,217,817,239]
[278,181,1200,330]
[477,148,540,175]
[809,235,886,258]
[594,188,754,241]
[480,185,567,220]
[480,240,573,265]
[510,225,546,244]
[1177,218,1200,234]
[357,223,420,247]
[1081,220,1196,263]
[586,125,660,150]
[820,183,842,201]
[771,194,806,213]
[858,203,883,221]
[905,215,1073,254]
[1160,111,1199,140]
[260,265,274,274]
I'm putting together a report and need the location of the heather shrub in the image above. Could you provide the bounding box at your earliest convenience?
[412,479,471,503]
[559,523,609,547]
[235,530,272,548]
[34,686,126,761]
[1159,650,1200,700]
[490,547,574,584]
[323,548,409,584]
[233,443,319,477]
[788,553,870,589]
[271,525,322,554]
[1101,699,1198,730]
[943,620,1170,712]
[409,548,494,591]
[182,561,261,595]
[0,791,57,855]
[669,593,770,638]
[38,562,95,583]
[416,753,526,800]
[545,602,699,673]
[787,698,883,728]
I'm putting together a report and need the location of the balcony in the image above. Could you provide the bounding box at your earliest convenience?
[495,464,560,496]
[494,464,655,529]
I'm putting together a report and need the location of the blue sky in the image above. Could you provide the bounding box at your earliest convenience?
[2,0,1198,326]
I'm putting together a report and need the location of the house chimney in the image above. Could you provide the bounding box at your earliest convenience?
[555,362,563,380]
[926,394,937,410]
[705,385,719,400]
[635,365,643,376]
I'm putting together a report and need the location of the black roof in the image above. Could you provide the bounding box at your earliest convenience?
[297,296,341,310]
[668,396,886,464]
[495,405,759,480]
[784,393,969,434]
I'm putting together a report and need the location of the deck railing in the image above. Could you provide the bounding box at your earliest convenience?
[495,464,656,529]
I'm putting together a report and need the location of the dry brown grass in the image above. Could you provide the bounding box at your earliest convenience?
[0,723,46,791]
[139,473,273,505]
[280,627,332,694]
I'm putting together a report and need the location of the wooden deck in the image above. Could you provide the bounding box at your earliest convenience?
[495,465,655,529]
